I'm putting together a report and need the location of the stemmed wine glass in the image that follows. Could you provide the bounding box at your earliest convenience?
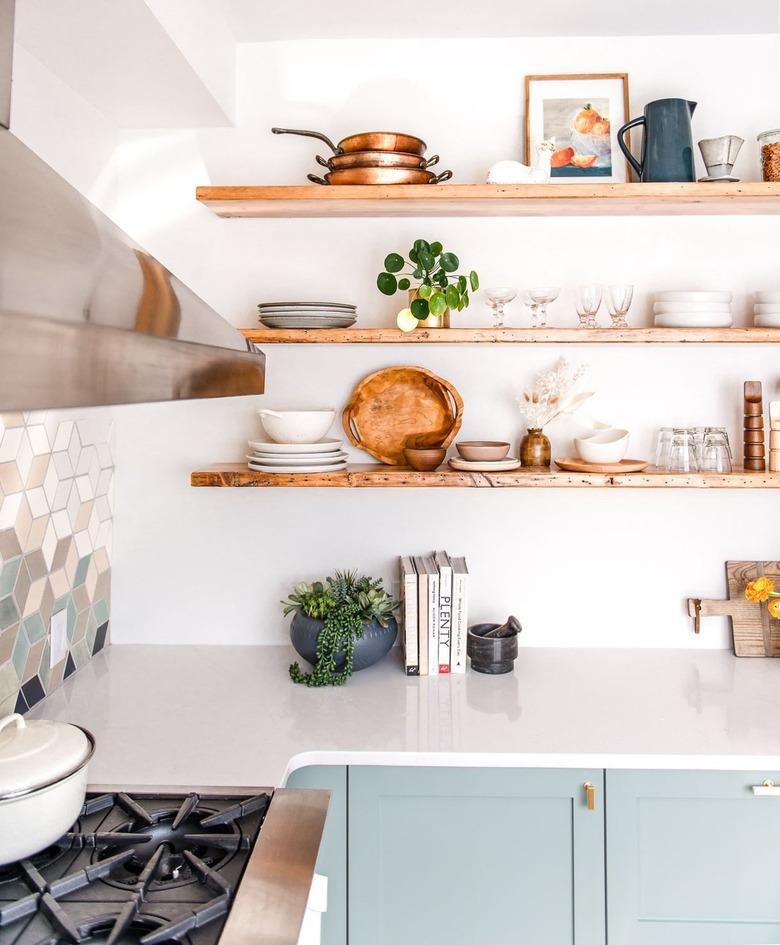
[524,287,560,328]
[485,287,517,328]
[606,284,634,329]
[575,285,602,329]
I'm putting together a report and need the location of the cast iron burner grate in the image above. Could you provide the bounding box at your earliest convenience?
[0,792,270,945]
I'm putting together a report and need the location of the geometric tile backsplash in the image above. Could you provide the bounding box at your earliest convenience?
[0,410,112,717]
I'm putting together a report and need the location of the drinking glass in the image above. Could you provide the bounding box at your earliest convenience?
[655,427,674,468]
[699,429,732,473]
[485,287,517,328]
[666,428,699,472]
[525,286,560,328]
[575,285,602,329]
[606,284,634,329]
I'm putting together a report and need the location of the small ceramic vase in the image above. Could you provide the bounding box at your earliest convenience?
[519,428,551,468]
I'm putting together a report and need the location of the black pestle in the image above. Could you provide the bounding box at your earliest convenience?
[481,615,522,638]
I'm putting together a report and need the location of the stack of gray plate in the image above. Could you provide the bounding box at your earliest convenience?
[258,301,357,329]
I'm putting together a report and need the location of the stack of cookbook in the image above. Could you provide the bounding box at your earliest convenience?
[398,552,468,676]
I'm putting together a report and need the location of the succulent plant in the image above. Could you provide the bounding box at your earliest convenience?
[377,239,479,321]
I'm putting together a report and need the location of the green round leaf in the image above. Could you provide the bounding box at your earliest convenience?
[398,277,411,291]
[418,251,436,271]
[377,272,398,295]
[457,275,467,292]
[445,285,460,309]
[457,298,465,312]
[411,297,430,319]
[384,253,404,273]
[430,241,443,255]
[440,252,459,272]
[417,283,432,300]
[435,270,448,287]
[409,248,419,264]
[429,292,447,316]
[462,290,470,308]
[414,239,430,254]
[412,268,423,279]
[470,270,480,291]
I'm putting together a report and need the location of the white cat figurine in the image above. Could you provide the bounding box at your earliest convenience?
[487,138,556,184]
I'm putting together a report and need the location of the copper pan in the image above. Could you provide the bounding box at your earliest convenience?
[307,167,453,186]
[316,151,440,170]
[272,127,426,156]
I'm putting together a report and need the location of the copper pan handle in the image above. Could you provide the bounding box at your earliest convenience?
[315,154,331,169]
[429,170,453,184]
[272,127,340,154]
[307,174,329,186]
[423,154,440,169]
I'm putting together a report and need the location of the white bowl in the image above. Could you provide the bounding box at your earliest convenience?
[654,290,732,303]
[754,303,780,315]
[654,313,733,328]
[754,314,780,328]
[574,428,629,464]
[258,409,335,444]
[653,301,731,314]
[755,291,780,304]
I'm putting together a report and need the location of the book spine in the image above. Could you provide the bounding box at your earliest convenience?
[451,568,467,674]
[428,569,439,676]
[401,558,418,676]
[437,561,452,674]
[415,560,429,677]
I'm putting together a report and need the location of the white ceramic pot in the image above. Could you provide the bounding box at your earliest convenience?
[575,428,629,464]
[258,409,335,444]
[0,714,95,865]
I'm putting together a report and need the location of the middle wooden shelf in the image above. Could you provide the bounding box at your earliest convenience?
[242,327,780,345]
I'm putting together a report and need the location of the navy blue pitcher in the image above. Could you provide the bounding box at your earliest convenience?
[617,98,697,182]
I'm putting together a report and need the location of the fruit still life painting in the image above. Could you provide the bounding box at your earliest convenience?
[545,99,613,177]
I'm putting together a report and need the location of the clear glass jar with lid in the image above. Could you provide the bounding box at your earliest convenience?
[758,129,780,181]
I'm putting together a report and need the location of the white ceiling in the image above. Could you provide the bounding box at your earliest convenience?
[224,0,780,40]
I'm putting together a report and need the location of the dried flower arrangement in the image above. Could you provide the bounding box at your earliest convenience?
[517,358,593,429]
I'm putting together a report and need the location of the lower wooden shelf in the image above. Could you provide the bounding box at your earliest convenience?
[191,463,780,489]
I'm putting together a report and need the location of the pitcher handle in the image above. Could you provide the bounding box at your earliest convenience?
[617,116,645,180]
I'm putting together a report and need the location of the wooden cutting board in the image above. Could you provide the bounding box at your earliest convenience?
[688,560,780,656]
[343,366,463,465]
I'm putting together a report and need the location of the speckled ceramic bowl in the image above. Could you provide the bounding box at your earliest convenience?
[455,441,511,462]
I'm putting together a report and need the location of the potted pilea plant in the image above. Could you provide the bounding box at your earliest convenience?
[377,238,479,330]
[285,571,398,686]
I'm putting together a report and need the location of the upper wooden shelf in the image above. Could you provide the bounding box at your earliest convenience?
[196,182,780,219]
[192,464,780,490]
[242,326,780,345]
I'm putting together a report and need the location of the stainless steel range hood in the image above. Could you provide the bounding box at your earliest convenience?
[0,1,264,410]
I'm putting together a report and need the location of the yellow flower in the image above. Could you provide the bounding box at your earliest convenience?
[745,576,776,603]
[768,599,780,620]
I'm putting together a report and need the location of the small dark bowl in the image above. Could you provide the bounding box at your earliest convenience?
[291,611,398,672]
[467,622,519,674]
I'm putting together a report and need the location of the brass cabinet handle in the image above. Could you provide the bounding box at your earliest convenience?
[752,779,780,796]
[584,781,596,810]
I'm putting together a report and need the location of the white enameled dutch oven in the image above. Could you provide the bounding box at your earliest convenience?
[0,713,95,865]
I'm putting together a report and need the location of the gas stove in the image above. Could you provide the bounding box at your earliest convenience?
[0,787,328,945]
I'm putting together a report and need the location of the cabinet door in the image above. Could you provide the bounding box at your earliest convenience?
[349,766,605,945]
[285,765,347,945]
[607,770,780,944]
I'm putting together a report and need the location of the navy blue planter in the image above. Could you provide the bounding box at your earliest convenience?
[290,611,398,672]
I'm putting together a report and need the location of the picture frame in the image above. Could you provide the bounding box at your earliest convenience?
[524,73,631,183]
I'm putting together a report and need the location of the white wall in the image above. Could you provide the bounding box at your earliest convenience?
[101,33,780,649]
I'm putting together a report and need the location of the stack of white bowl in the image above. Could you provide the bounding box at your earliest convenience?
[753,291,780,328]
[258,301,357,329]
[653,291,732,328]
[247,409,347,473]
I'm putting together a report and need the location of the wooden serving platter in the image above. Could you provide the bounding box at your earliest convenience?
[555,457,649,474]
[342,366,463,465]
[688,560,780,656]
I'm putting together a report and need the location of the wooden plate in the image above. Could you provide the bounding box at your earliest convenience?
[555,457,650,474]
[343,366,463,465]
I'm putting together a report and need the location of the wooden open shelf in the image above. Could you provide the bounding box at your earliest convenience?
[243,326,779,345]
[191,464,780,489]
[197,182,780,219]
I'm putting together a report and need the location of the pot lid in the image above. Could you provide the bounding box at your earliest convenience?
[0,714,93,799]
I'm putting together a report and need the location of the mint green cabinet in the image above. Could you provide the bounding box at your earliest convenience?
[348,766,605,945]
[607,770,780,944]
[285,765,347,945]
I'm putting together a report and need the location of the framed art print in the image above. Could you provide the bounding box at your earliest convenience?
[525,73,631,182]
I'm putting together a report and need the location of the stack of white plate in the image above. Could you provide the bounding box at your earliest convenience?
[448,456,521,472]
[247,438,348,473]
[258,301,357,329]
[753,291,780,327]
[653,291,733,328]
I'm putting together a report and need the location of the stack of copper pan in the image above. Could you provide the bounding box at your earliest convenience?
[272,127,452,184]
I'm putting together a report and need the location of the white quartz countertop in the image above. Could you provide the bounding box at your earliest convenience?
[27,645,780,787]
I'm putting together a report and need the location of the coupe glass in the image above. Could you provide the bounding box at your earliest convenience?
[524,286,560,328]
[485,287,517,328]
[575,285,602,329]
[606,284,634,329]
